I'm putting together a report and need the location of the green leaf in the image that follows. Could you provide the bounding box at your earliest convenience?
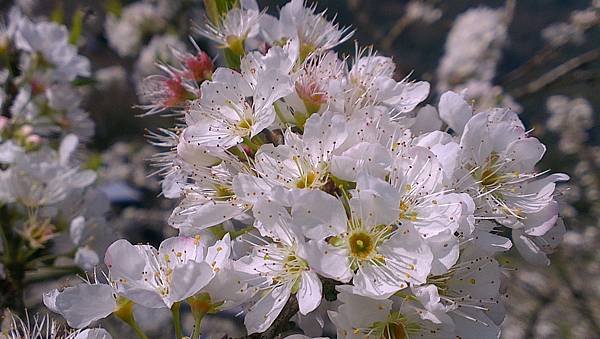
[83,152,103,171]
[204,0,239,24]
[50,2,65,24]
[105,0,122,17]
[223,47,242,71]
[68,9,85,45]
[203,0,221,24]
[215,0,239,14]
[71,76,96,87]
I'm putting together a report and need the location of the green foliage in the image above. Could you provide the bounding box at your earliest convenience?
[68,9,85,45]
[105,0,122,17]
[203,0,239,24]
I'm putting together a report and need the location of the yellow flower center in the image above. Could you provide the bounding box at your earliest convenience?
[348,232,375,260]
[399,201,417,221]
[237,118,253,131]
[295,170,318,189]
[214,184,234,201]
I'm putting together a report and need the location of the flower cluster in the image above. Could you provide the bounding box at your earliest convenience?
[46,1,568,338]
[0,7,113,314]
[541,0,599,47]
[436,4,520,113]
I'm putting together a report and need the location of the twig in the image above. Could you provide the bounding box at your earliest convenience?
[501,46,557,86]
[510,48,600,99]
[0,51,20,118]
[501,5,597,86]
[380,15,412,51]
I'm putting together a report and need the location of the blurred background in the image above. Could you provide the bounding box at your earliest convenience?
[1,0,598,338]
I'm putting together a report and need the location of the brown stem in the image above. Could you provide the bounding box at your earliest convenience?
[380,16,412,52]
[0,205,25,314]
[510,48,600,99]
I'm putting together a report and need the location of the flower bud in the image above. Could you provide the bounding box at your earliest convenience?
[18,124,33,137]
[24,134,42,151]
[0,116,9,132]
[183,50,214,82]
[18,218,57,249]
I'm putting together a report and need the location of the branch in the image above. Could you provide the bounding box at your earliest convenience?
[510,48,600,99]
[0,50,20,118]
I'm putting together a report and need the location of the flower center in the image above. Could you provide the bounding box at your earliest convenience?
[480,168,501,187]
[477,153,505,188]
[295,170,318,189]
[354,311,412,339]
[398,201,417,221]
[214,184,234,201]
[348,232,375,260]
[237,118,253,131]
[283,253,309,275]
[299,42,316,63]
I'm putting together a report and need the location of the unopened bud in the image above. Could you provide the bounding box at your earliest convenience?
[0,116,9,132]
[24,134,42,150]
[18,125,33,137]
[184,50,214,82]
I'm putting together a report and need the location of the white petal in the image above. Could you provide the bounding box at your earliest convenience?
[205,233,232,270]
[304,240,352,282]
[232,173,272,204]
[253,198,296,244]
[168,261,215,307]
[352,174,400,226]
[245,283,293,334]
[74,247,100,271]
[54,284,116,328]
[162,170,185,199]
[352,264,403,299]
[43,289,60,313]
[523,201,559,236]
[75,329,113,339]
[512,229,550,266]
[59,134,79,165]
[298,271,322,315]
[291,190,347,239]
[451,309,500,339]
[104,239,146,282]
[438,91,471,134]
[411,105,442,135]
[473,230,512,253]
[330,143,391,182]
[385,81,430,113]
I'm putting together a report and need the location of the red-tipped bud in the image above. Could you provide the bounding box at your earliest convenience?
[183,50,214,82]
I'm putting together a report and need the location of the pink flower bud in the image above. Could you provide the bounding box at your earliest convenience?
[183,50,214,82]
[164,76,191,108]
[0,116,9,131]
[25,134,42,146]
[19,124,33,136]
